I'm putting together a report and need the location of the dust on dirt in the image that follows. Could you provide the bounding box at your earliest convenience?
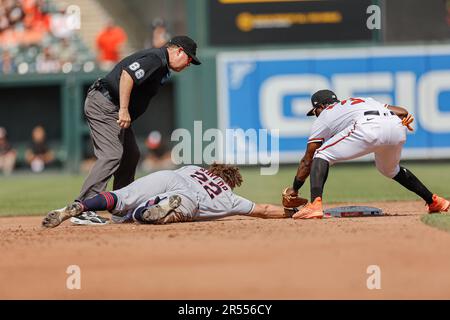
[1,200,450,299]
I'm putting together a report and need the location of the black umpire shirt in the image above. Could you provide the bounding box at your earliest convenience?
[100,47,170,121]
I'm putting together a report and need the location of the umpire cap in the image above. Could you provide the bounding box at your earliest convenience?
[307,89,339,116]
[168,35,201,65]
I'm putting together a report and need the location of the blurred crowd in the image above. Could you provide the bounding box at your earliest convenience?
[0,125,55,175]
[0,0,95,74]
[140,130,174,172]
[1,125,174,175]
[144,17,170,49]
[95,20,127,71]
[0,0,173,75]
[81,129,174,175]
[0,127,16,175]
[95,17,170,70]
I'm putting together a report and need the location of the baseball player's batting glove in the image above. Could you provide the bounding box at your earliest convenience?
[282,187,308,208]
[402,113,414,131]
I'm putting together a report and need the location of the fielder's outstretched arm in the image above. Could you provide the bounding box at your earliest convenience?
[294,142,322,186]
[249,204,293,219]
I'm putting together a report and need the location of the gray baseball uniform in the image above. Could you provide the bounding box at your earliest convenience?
[112,165,255,222]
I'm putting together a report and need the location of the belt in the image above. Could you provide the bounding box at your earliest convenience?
[98,85,113,101]
[90,79,117,105]
[364,110,395,116]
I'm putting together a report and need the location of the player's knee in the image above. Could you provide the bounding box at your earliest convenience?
[313,153,322,161]
[377,165,399,178]
[314,153,332,164]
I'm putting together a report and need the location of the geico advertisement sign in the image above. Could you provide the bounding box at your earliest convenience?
[217,45,450,160]
[259,71,450,136]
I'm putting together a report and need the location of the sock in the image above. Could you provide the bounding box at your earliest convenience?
[393,167,434,204]
[81,192,118,211]
[310,158,330,202]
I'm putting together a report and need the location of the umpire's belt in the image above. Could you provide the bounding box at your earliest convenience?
[98,86,115,103]
[90,80,118,106]
[364,110,395,117]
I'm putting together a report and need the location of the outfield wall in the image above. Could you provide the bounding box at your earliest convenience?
[2,44,450,172]
[0,72,175,172]
[216,44,450,163]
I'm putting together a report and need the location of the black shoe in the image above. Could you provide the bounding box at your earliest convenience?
[70,211,109,226]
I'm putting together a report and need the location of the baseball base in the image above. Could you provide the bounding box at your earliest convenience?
[323,206,383,218]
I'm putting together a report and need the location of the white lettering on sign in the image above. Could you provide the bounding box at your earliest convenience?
[260,74,328,137]
[258,70,450,136]
[418,70,450,133]
[332,73,393,104]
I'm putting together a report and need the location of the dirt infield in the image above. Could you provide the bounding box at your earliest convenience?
[1,200,450,299]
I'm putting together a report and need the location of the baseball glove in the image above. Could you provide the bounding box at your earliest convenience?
[402,113,414,131]
[282,187,308,208]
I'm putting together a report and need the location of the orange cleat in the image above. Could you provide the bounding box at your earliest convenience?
[428,194,450,213]
[293,197,324,219]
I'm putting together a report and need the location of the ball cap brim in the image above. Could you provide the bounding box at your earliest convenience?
[306,108,316,117]
[169,35,201,65]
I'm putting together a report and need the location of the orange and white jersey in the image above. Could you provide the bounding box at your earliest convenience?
[308,97,388,144]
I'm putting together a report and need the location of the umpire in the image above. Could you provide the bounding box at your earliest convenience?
[73,35,201,225]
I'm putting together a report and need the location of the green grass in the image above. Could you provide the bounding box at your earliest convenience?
[421,214,450,233]
[1,163,449,216]
[237,162,450,204]
[0,173,86,216]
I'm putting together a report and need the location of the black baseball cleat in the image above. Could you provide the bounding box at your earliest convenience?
[141,195,182,223]
[42,202,85,228]
[70,211,109,225]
